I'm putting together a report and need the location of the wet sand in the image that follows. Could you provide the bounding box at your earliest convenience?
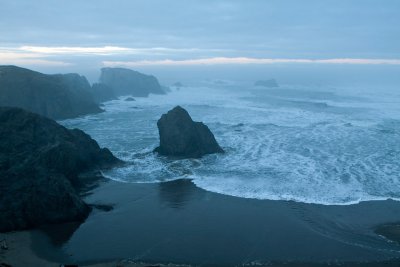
[0,231,55,267]
[375,223,400,244]
[0,231,189,267]
[3,179,400,266]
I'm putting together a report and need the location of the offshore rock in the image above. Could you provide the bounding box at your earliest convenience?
[100,67,165,97]
[154,106,224,158]
[90,83,117,103]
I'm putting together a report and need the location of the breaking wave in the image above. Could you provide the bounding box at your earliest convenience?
[61,83,400,205]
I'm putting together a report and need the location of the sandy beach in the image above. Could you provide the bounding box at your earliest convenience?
[0,231,190,267]
[2,179,400,266]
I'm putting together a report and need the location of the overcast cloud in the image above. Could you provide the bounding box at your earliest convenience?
[0,0,399,70]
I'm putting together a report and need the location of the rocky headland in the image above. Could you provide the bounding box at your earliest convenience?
[0,107,121,232]
[0,65,103,120]
[99,67,166,98]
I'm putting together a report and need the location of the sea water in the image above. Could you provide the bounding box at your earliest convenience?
[61,81,400,205]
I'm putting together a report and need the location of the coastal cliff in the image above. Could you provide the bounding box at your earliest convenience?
[0,65,102,120]
[100,67,165,97]
[0,107,121,232]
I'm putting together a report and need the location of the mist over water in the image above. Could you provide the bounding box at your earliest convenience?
[62,74,400,205]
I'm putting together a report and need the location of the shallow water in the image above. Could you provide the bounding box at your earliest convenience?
[61,82,400,205]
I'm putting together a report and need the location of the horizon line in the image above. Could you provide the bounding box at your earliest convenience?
[103,57,400,67]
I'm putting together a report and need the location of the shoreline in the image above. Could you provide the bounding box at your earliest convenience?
[3,179,400,266]
[2,231,400,267]
[0,231,191,267]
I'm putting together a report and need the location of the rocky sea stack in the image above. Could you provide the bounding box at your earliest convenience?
[125,97,136,101]
[90,82,117,103]
[0,107,121,232]
[154,106,224,158]
[0,65,102,120]
[100,67,165,97]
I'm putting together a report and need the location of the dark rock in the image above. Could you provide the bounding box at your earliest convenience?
[124,97,135,102]
[0,65,103,120]
[172,82,183,87]
[90,204,114,212]
[100,67,165,97]
[154,106,224,158]
[90,83,117,103]
[54,73,92,96]
[0,239,8,250]
[0,107,121,232]
[254,79,279,88]
[213,80,227,85]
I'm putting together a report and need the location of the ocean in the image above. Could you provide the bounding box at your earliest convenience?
[43,83,400,264]
[61,81,400,206]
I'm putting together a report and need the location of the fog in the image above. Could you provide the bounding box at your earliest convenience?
[28,64,400,92]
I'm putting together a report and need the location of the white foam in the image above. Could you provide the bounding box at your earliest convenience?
[63,83,400,205]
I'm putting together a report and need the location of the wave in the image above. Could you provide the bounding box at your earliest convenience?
[63,84,400,206]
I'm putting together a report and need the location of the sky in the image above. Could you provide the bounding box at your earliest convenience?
[0,0,400,77]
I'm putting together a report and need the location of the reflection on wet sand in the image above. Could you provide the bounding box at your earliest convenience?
[158,179,202,209]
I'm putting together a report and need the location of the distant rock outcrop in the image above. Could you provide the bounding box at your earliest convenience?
[172,82,183,87]
[125,97,135,101]
[0,65,103,120]
[100,67,166,97]
[154,106,224,158]
[0,107,121,232]
[90,83,117,103]
[254,79,279,88]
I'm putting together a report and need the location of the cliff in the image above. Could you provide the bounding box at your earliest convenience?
[0,107,121,232]
[99,67,165,97]
[0,65,102,120]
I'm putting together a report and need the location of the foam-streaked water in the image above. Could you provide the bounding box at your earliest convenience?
[61,82,400,205]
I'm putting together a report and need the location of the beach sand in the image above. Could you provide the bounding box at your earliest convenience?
[0,231,189,267]
[1,231,56,267]
[2,179,400,267]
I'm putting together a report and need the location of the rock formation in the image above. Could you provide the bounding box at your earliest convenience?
[154,106,224,158]
[90,83,117,103]
[254,79,279,88]
[124,97,135,101]
[172,82,183,88]
[0,107,121,232]
[0,65,102,120]
[99,67,166,97]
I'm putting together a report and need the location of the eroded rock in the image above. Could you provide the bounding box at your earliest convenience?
[154,106,224,158]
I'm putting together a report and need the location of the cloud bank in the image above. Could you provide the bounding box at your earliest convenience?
[103,57,400,67]
[1,0,399,71]
[1,46,399,67]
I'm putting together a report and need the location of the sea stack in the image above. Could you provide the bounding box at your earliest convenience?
[0,107,121,232]
[154,106,224,158]
[99,67,165,97]
[90,82,117,103]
